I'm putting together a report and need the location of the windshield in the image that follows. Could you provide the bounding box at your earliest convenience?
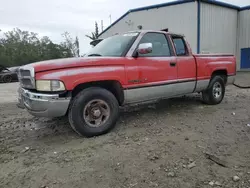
[86,32,139,57]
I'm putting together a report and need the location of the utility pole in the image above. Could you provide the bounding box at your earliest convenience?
[101,20,104,32]
[109,14,112,25]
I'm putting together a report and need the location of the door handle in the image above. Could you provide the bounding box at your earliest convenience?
[170,62,176,67]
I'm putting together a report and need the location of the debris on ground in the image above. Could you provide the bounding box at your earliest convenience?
[129,183,138,187]
[197,145,206,149]
[167,172,176,177]
[208,181,222,186]
[21,147,30,153]
[64,158,70,162]
[187,162,196,169]
[189,158,194,162]
[232,176,240,182]
[148,154,159,161]
[214,181,222,186]
[204,152,228,167]
[208,181,214,186]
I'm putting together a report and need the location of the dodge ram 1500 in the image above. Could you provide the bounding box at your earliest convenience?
[17,30,236,137]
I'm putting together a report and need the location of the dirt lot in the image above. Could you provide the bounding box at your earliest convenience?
[0,73,250,188]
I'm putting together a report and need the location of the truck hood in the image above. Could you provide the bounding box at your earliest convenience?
[29,57,124,73]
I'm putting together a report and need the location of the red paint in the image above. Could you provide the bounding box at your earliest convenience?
[34,31,236,91]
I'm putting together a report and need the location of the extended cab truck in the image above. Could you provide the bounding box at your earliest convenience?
[17,30,236,137]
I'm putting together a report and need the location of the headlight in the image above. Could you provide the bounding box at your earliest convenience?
[36,80,65,91]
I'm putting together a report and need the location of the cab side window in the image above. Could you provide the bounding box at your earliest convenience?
[172,37,188,56]
[138,33,171,57]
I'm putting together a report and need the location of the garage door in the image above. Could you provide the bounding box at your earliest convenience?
[241,48,250,69]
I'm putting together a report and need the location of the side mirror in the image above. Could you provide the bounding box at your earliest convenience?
[137,43,153,54]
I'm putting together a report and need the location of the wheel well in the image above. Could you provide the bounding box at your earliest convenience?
[71,80,124,105]
[211,70,227,83]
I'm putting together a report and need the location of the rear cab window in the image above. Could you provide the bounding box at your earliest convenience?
[171,35,189,56]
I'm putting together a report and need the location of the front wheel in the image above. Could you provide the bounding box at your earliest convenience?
[68,87,120,137]
[202,76,225,105]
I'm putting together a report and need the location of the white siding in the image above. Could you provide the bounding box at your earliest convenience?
[237,9,250,70]
[200,3,238,56]
[99,2,198,52]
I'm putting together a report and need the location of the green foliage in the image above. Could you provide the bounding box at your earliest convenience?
[0,28,80,67]
[61,32,80,57]
[85,22,99,41]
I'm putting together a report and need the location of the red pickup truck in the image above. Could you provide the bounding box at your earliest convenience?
[17,30,236,137]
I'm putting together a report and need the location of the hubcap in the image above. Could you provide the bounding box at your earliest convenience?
[83,99,110,127]
[213,82,222,99]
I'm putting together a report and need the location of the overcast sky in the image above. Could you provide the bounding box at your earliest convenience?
[0,0,249,54]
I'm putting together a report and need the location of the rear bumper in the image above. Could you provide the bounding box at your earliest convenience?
[17,87,71,117]
[227,75,235,85]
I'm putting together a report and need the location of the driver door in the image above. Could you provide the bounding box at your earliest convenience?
[126,32,178,103]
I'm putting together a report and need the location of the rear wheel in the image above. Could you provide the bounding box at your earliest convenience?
[202,76,225,105]
[68,87,119,137]
[3,75,12,83]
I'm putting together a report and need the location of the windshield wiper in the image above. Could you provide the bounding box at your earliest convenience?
[88,53,102,57]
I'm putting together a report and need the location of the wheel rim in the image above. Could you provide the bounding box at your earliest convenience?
[4,76,12,83]
[213,82,222,99]
[83,99,110,127]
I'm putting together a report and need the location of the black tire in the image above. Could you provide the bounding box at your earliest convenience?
[3,75,12,83]
[68,87,120,137]
[202,76,225,105]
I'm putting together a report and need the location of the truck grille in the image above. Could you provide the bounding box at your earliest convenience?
[18,66,35,89]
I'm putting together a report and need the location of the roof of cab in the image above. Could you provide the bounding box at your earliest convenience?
[123,30,185,37]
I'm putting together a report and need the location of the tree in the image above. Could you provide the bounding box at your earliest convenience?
[61,32,80,57]
[0,28,78,67]
[75,36,80,57]
[85,22,99,41]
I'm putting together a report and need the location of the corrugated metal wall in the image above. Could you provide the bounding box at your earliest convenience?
[200,3,238,56]
[99,2,198,52]
[237,9,250,70]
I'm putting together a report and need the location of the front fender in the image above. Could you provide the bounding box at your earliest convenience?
[72,76,123,89]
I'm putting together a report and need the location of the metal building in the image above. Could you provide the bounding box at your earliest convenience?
[98,0,250,70]
[237,6,250,70]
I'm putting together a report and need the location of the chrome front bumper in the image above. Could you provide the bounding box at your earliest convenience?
[17,88,71,117]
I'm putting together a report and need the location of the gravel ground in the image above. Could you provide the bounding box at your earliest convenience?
[0,73,250,188]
